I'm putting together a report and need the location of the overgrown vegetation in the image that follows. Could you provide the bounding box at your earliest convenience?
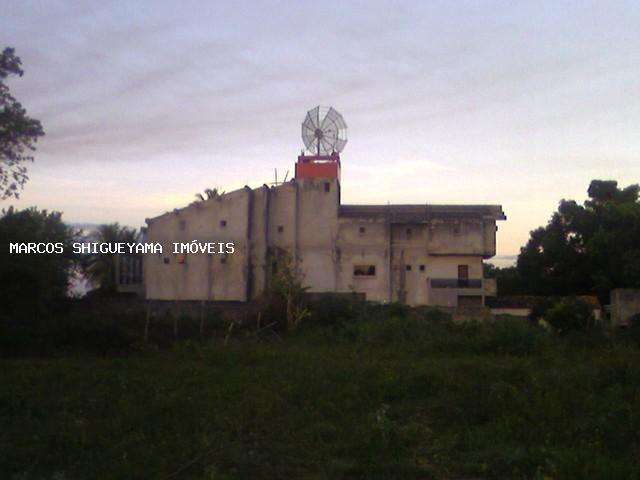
[0,207,77,317]
[487,179,640,300]
[3,177,640,478]
[1,302,639,479]
[82,222,139,293]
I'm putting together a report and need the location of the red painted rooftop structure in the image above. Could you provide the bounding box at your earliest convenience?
[295,152,341,181]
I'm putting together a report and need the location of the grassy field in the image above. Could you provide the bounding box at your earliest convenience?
[1,312,640,479]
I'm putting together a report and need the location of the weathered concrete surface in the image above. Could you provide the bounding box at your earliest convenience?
[143,176,505,307]
[611,289,640,325]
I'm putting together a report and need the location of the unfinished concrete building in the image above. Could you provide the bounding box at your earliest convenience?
[143,149,506,307]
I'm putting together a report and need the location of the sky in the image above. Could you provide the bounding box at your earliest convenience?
[2,0,639,256]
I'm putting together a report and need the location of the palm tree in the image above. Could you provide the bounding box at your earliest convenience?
[194,188,222,202]
[83,223,139,293]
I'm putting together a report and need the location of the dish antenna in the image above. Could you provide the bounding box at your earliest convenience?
[301,106,347,156]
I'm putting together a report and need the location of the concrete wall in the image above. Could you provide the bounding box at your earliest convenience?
[391,224,430,304]
[336,217,390,302]
[491,308,531,317]
[144,188,249,301]
[428,219,486,255]
[297,178,339,292]
[611,288,640,325]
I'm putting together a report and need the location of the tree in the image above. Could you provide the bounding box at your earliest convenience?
[517,179,640,301]
[83,223,139,293]
[483,263,524,295]
[0,207,77,317]
[194,188,222,202]
[544,297,596,334]
[0,47,44,199]
[269,248,309,330]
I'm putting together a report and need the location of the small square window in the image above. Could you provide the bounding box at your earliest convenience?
[277,225,284,233]
[406,228,412,237]
[324,182,331,192]
[359,226,366,234]
[354,265,376,276]
[220,220,227,227]
[163,257,170,264]
[419,265,425,272]
[221,256,227,264]
[405,265,412,271]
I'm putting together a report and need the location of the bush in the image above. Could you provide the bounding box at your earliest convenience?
[483,317,552,355]
[0,207,78,318]
[307,309,551,357]
[621,313,640,345]
[544,297,596,334]
[529,296,558,322]
[0,311,136,357]
[306,293,365,326]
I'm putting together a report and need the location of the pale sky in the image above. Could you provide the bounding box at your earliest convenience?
[2,0,639,255]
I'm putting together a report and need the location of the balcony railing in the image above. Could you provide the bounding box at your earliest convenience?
[430,278,482,289]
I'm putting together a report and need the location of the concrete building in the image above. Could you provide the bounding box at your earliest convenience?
[610,289,640,326]
[143,153,505,307]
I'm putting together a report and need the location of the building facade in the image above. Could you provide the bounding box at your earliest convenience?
[143,154,505,307]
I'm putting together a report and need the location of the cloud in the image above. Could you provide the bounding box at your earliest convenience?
[2,0,640,255]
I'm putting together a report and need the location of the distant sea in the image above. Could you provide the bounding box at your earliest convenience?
[69,223,99,297]
[487,255,517,268]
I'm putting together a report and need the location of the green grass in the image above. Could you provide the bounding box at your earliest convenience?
[1,316,639,479]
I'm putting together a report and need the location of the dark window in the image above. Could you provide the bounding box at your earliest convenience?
[272,261,278,274]
[163,257,170,264]
[324,182,331,192]
[354,265,376,276]
[221,256,227,264]
[179,219,186,231]
[453,225,460,235]
[406,265,412,271]
[419,265,425,271]
[220,220,227,227]
[278,225,284,233]
[359,226,366,234]
[458,265,469,287]
[406,228,412,237]
[458,265,469,279]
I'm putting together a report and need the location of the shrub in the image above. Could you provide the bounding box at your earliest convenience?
[416,306,451,323]
[0,312,136,357]
[528,296,558,323]
[544,297,596,334]
[266,249,309,330]
[621,313,640,345]
[306,293,365,326]
[484,317,551,355]
[0,207,78,318]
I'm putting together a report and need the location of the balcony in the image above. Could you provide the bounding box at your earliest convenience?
[430,278,482,289]
[427,278,496,296]
[426,277,496,308]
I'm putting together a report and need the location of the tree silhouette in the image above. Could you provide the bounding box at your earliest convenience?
[517,179,640,302]
[83,223,139,293]
[0,47,44,199]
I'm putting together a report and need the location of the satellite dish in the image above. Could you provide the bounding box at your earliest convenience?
[301,106,348,156]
